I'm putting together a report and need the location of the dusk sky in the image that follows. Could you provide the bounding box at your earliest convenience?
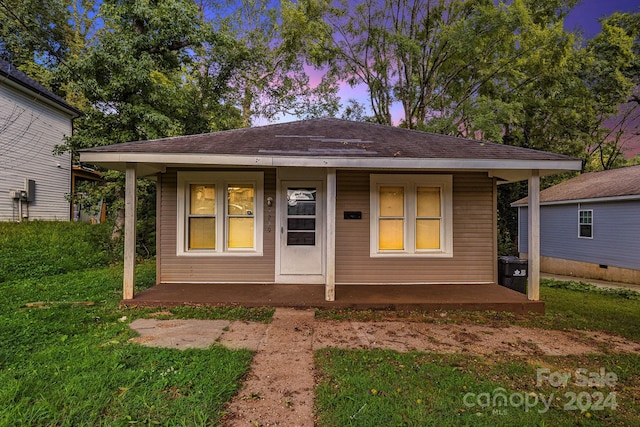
[326,0,640,137]
[565,0,639,38]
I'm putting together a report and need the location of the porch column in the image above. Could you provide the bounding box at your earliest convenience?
[325,168,336,301]
[527,170,540,301]
[123,163,137,300]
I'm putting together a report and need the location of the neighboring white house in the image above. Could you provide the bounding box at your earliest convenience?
[0,59,81,221]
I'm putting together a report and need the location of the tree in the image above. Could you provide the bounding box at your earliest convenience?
[583,12,640,170]
[0,0,72,83]
[202,0,339,126]
[59,0,244,247]
[60,0,237,153]
[310,0,582,130]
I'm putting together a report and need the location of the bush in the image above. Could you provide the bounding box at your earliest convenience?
[0,221,117,282]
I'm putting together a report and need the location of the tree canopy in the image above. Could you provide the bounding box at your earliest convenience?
[1,0,639,253]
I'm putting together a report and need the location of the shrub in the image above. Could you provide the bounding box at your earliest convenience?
[0,221,116,282]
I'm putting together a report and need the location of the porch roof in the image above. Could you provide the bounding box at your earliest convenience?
[79,118,581,183]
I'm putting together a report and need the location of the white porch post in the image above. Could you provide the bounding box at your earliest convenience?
[325,168,336,301]
[123,163,137,300]
[527,170,540,301]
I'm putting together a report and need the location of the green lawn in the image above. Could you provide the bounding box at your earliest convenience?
[3,222,639,425]
[315,350,638,426]
[315,281,640,426]
[0,261,268,426]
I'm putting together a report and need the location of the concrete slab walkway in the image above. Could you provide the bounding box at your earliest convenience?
[223,308,316,427]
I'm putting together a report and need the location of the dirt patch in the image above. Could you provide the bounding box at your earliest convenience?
[223,308,316,427]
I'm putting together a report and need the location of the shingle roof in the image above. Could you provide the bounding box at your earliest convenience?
[0,58,81,117]
[82,117,575,161]
[513,164,640,205]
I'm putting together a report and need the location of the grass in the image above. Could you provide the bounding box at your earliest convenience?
[0,221,272,426]
[3,221,640,425]
[315,350,639,426]
[315,280,640,426]
[0,262,263,426]
[0,221,115,282]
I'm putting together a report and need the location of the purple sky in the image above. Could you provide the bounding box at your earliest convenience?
[330,1,640,123]
[565,0,639,39]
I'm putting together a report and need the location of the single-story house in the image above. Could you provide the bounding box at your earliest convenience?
[0,58,81,221]
[79,118,581,308]
[513,165,640,284]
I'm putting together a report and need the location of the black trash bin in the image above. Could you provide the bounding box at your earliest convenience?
[498,256,528,294]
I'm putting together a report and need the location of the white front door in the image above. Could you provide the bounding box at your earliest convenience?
[278,180,324,282]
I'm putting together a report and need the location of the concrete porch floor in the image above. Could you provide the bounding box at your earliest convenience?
[123,283,544,314]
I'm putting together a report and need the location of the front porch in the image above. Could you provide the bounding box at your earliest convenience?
[122,283,544,314]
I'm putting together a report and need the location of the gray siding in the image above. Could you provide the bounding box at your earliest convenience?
[0,83,72,220]
[518,201,640,270]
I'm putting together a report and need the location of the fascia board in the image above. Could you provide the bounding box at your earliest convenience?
[512,194,640,207]
[79,151,582,172]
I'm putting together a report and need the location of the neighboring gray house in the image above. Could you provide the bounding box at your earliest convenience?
[513,165,640,284]
[0,59,81,221]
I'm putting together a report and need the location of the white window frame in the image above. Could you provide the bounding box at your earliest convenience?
[578,208,593,239]
[177,171,264,256]
[370,174,453,257]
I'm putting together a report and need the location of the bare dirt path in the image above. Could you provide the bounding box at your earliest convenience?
[223,308,316,427]
[128,310,640,426]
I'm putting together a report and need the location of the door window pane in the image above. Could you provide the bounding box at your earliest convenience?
[287,232,316,246]
[379,186,404,216]
[287,188,316,215]
[228,217,254,248]
[288,218,316,230]
[189,217,215,249]
[417,187,440,217]
[190,184,215,215]
[416,219,440,249]
[379,219,404,250]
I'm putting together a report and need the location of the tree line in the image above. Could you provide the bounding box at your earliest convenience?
[1,0,638,253]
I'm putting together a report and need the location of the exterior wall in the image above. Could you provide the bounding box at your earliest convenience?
[537,255,640,284]
[159,168,496,284]
[158,169,276,283]
[0,84,72,221]
[518,200,640,276]
[335,171,496,284]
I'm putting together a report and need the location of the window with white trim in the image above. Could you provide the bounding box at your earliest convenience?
[370,174,453,257]
[578,209,593,239]
[177,172,263,255]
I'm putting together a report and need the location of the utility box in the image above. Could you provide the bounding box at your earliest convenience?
[498,256,528,294]
[25,179,35,202]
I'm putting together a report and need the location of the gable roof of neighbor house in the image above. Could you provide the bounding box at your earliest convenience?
[0,58,81,117]
[512,164,640,206]
[79,118,582,182]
